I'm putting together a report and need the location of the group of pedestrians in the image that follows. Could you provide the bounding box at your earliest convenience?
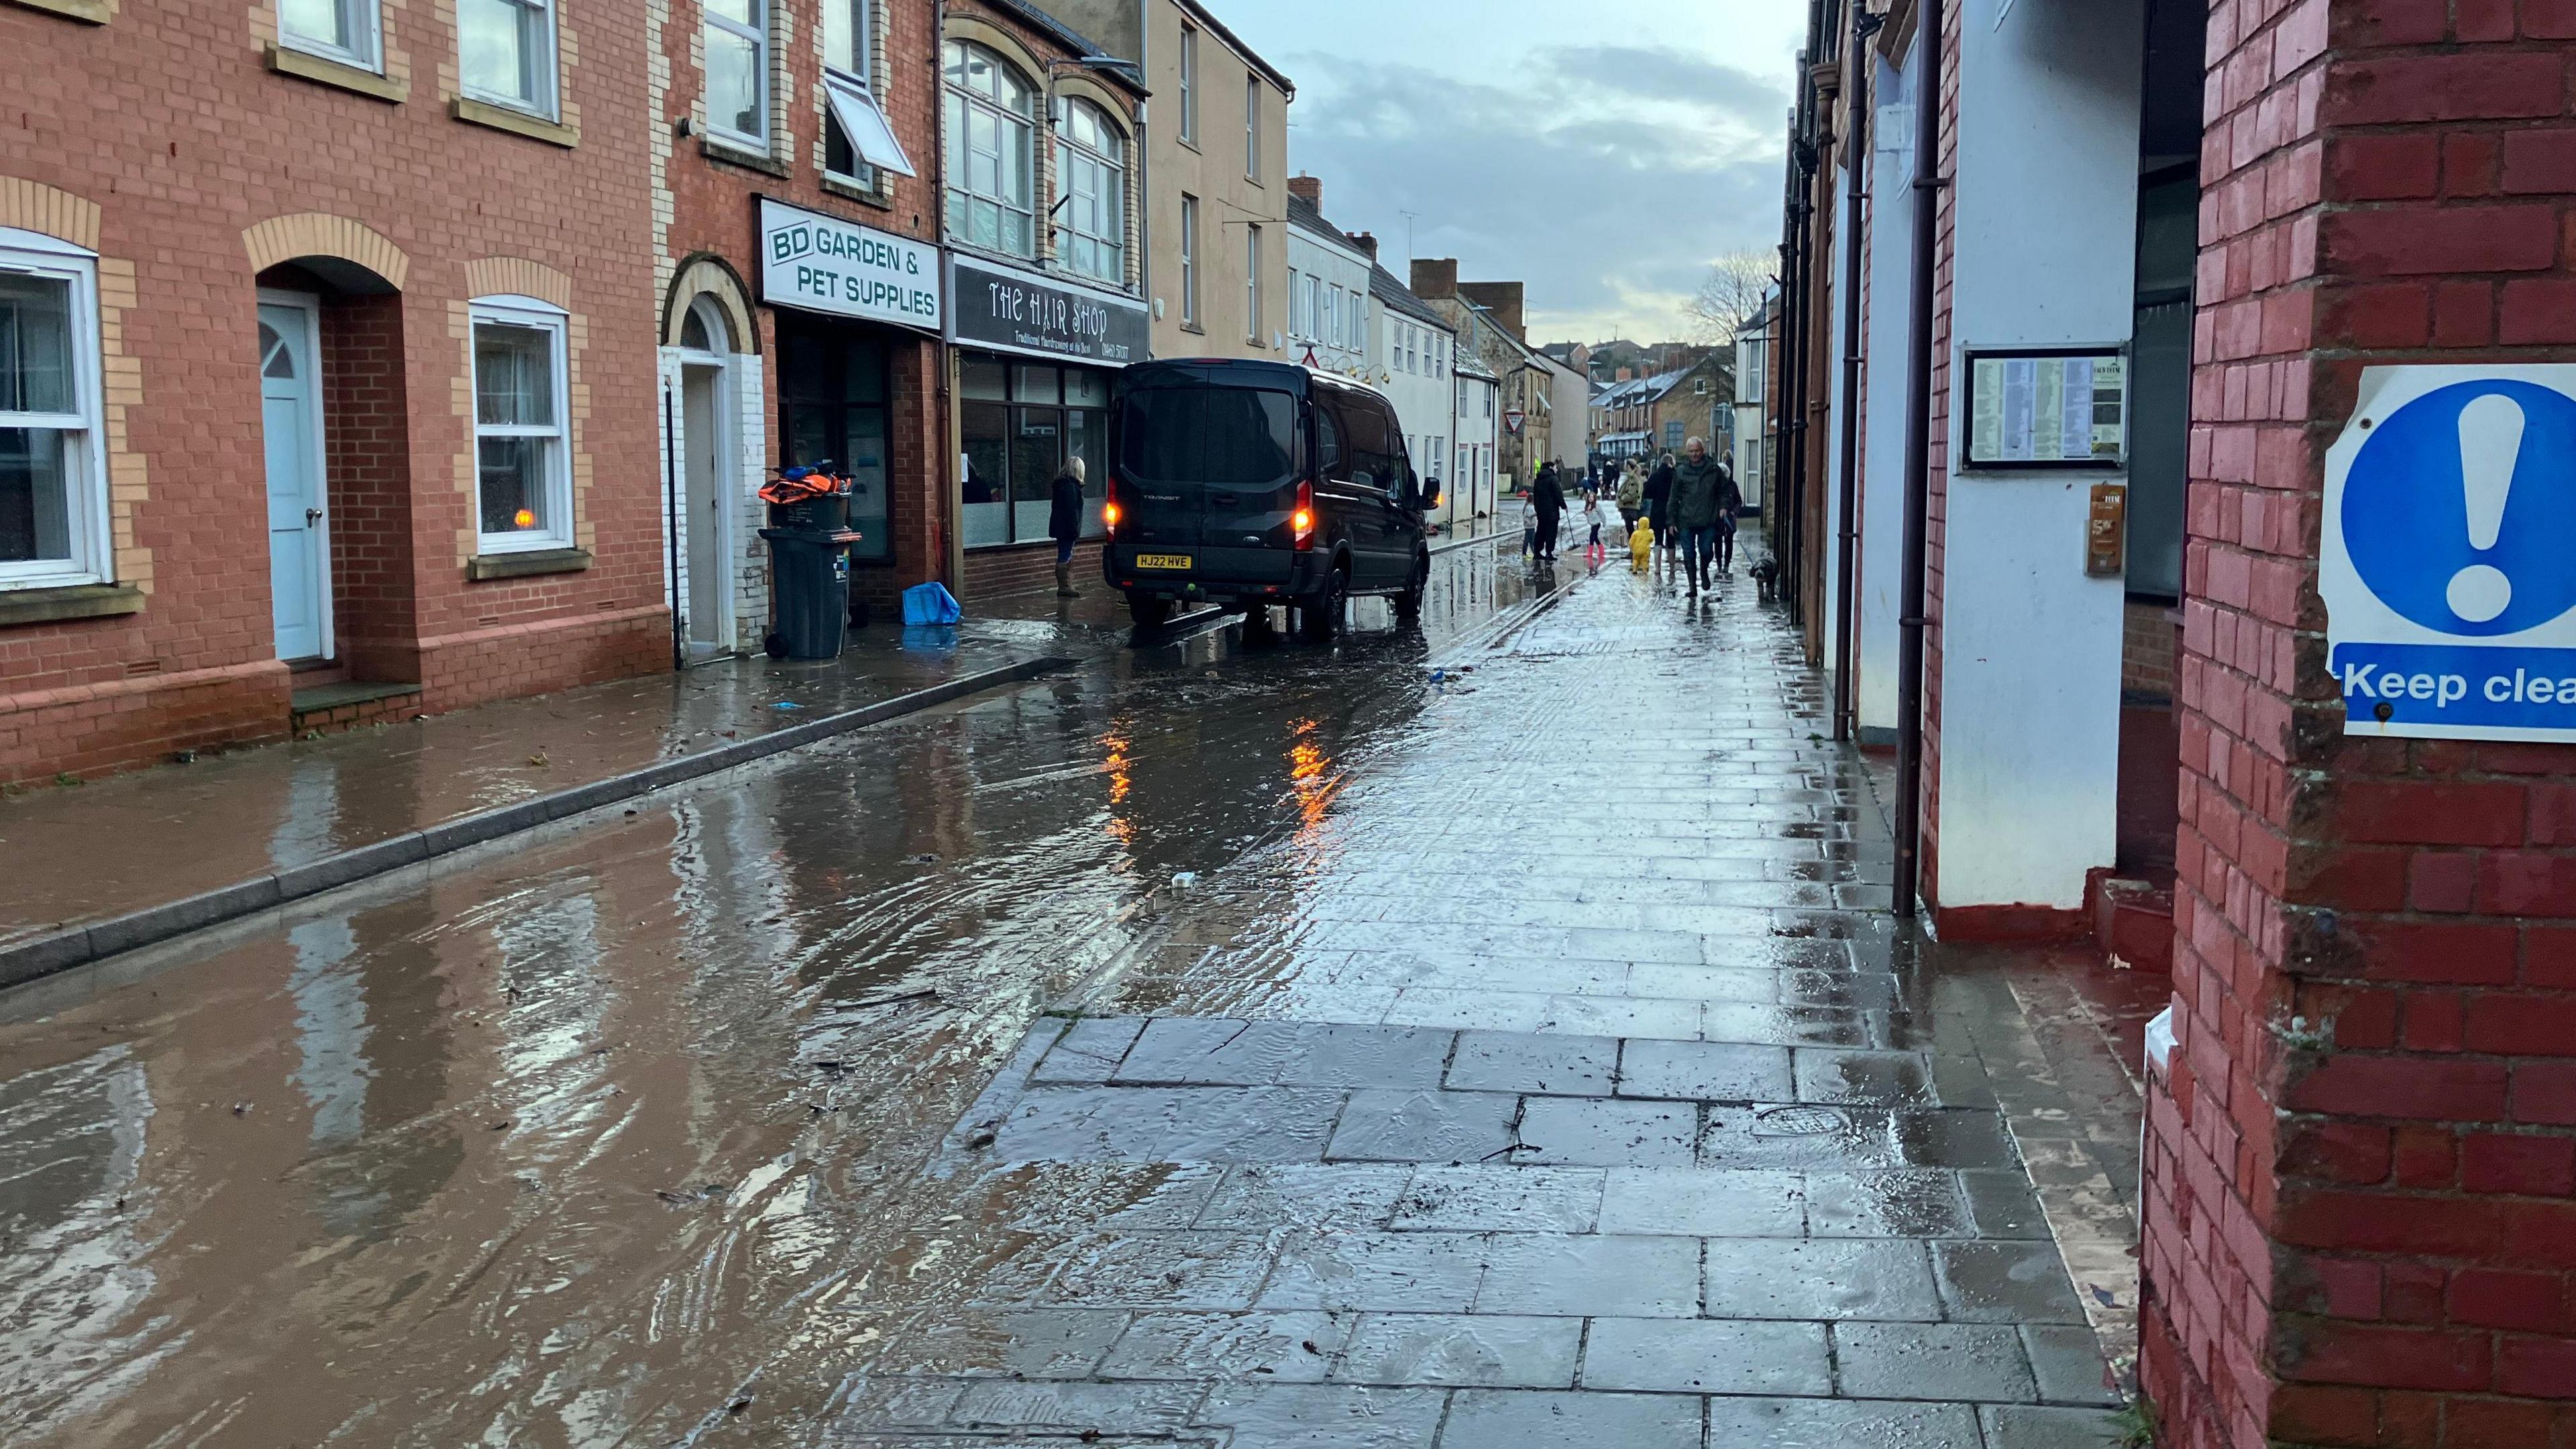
[1524,441,1742,596]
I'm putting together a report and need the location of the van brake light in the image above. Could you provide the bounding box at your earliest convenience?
[1292,481,1315,549]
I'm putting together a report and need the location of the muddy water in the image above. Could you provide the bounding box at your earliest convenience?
[0,545,1573,1447]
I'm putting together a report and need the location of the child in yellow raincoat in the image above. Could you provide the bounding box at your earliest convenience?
[1629,514,1655,573]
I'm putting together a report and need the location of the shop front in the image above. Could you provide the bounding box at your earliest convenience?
[946,254,1150,600]
[753,199,945,617]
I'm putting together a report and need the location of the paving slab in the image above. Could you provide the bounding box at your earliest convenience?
[1389,1165,1605,1232]
[1437,1389,1704,1449]
[1832,1322,2041,1403]
[1701,1238,1944,1321]
[1579,1316,1835,1396]
[1514,1096,1699,1168]
[1446,1031,1619,1096]
[1596,1167,1805,1238]
[1332,1313,1582,1388]
[1701,1396,1986,1448]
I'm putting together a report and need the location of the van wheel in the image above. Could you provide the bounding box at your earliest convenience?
[1126,592,1174,629]
[1297,567,1347,644]
[1394,554,1429,623]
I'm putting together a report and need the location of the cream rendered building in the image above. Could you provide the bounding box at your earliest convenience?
[1037,0,1294,360]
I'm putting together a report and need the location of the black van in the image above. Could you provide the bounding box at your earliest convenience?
[1103,359,1440,641]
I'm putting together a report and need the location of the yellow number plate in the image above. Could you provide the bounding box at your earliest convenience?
[1135,553,1193,570]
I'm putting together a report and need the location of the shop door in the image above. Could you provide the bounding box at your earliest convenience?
[682,360,731,655]
[258,297,331,661]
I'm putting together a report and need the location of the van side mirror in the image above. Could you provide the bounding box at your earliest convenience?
[1420,478,1442,511]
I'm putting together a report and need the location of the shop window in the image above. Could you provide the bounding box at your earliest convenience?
[961,358,1108,549]
[0,231,107,589]
[1055,98,1126,287]
[943,41,1036,258]
[460,0,557,116]
[704,0,767,146]
[470,295,572,553]
[822,1,914,184]
[779,321,892,562]
[279,0,382,72]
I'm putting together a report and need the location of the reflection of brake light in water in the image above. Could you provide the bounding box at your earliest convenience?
[514,508,536,529]
[1288,718,1338,832]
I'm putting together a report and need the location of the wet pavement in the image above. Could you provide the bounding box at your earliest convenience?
[0,529,2143,1447]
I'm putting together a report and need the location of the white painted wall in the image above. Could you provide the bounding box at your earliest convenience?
[1859,53,1917,741]
[657,346,770,657]
[1933,0,2145,911]
[1287,221,1373,378]
[1548,358,1590,470]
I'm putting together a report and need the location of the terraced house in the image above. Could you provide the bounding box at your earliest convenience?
[0,0,666,784]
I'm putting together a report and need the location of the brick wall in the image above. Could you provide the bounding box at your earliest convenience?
[320,290,420,684]
[0,0,664,784]
[963,539,1106,604]
[2127,598,2184,699]
[2139,2,2576,1446]
[1915,0,1964,916]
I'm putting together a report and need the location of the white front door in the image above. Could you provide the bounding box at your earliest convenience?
[681,360,730,654]
[259,297,330,661]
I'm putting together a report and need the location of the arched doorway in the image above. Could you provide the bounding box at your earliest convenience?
[676,294,738,659]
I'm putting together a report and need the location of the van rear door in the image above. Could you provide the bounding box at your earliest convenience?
[1115,382,1302,556]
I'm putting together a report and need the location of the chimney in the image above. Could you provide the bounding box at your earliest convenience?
[1616,368,1632,382]
[1346,230,1379,260]
[1410,258,1458,300]
[1288,174,1322,207]
[1458,281,1525,342]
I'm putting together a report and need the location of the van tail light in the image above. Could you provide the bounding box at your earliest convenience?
[1291,481,1316,550]
[1102,480,1123,537]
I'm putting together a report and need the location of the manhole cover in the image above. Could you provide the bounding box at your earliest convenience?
[1752,1104,1849,1136]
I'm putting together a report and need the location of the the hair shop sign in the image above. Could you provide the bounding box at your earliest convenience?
[947,254,1149,366]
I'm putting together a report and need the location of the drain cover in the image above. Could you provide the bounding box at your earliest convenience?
[1752,1104,1849,1136]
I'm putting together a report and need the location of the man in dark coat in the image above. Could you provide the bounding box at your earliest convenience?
[1049,456,1087,597]
[1668,437,1741,595]
[1643,452,1676,555]
[1530,462,1566,563]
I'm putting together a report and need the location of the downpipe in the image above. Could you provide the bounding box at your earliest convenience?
[1892,0,1944,919]
[1832,9,1878,741]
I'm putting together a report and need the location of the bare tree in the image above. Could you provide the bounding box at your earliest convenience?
[1686,251,1776,345]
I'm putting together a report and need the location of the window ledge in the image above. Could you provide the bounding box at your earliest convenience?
[700,136,787,177]
[820,174,893,209]
[0,582,144,627]
[7,0,113,22]
[1179,321,1205,335]
[266,42,407,103]
[466,547,590,582]
[452,97,576,147]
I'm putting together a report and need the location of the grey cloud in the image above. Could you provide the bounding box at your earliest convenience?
[1541,45,1790,123]
[1277,57,1784,336]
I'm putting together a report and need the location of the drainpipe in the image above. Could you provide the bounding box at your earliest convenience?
[665,380,684,669]
[1892,0,1944,919]
[1832,8,1876,741]
[1775,98,1804,620]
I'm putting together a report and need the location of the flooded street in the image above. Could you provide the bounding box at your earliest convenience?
[1,538,2141,1448]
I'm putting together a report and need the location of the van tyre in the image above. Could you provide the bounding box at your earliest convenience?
[1297,567,1346,645]
[1126,592,1174,629]
[1394,554,1428,623]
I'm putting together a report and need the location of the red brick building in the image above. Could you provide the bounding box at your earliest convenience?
[0,0,666,783]
[655,0,1147,641]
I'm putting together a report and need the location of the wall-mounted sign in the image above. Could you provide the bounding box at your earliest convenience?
[757,199,941,331]
[1964,347,2127,470]
[1505,409,1525,435]
[2323,365,2576,741]
[2086,482,2127,578]
[948,254,1150,366]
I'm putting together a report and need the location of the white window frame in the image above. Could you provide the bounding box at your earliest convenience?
[823,1,916,182]
[469,294,574,555]
[0,229,109,590]
[1176,24,1197,146]
[277,0,383,74]
[1245,224,1261,342]
[705,0,770,148]
[1052,97,1126,286]
[943,40,1040,260]
[459,0,560,118]
[1179,195,1199,325]
[1244,75,1260,179]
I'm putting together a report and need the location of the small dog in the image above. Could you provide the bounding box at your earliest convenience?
[1751,555,1780,604]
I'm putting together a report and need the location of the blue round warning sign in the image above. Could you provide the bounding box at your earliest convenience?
[2342,378,2576,637]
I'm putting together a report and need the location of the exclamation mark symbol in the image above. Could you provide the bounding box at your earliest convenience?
[2448,393,2526,624]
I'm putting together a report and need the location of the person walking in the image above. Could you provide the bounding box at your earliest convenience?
[1531,461,1566,564]
[1643,452,1676,560]
[1050,455,1087,597]
[1582,490,1605,560]
[1667,437,1738,596]
[1616,457,1645,534]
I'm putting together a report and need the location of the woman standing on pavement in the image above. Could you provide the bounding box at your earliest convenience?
[1617,458,1645,533]
[1050,455,1087,597]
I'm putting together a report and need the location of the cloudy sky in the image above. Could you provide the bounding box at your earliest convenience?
[1220,0,1801,347]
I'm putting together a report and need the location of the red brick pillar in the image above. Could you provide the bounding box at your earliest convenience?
[2140,3,2576,1446]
